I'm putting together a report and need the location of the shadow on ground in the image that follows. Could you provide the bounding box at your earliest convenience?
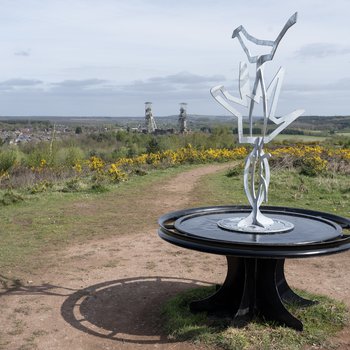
[0,274,76,296]
[61,276,211,344]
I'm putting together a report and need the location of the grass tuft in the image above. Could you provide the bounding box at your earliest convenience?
[163,286,348,350]
[0,190,25,206]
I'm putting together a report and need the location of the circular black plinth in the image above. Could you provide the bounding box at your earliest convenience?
[159,206,350,258]
[158,206,350,331]
[175,211,341,245]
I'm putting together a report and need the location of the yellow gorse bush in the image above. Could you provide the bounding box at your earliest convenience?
[109,146,247,170]
[50,144,350,183]
[89,156,105,173]
[87,146,249,182]
[87,144,349,180]
[73,162,82,173]
[300,155,328,176]
[269,145,324,158]
[328,148,350,160]
[269,145,350,160]
[268,144,350,175]
[108,163,128,182]
[0,171,10,182]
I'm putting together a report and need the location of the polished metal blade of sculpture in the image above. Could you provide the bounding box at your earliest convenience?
[213,12,304,233]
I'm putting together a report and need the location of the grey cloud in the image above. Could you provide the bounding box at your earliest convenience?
[295,43,350,58]
[122,72,226,95]
[0,72,223,103]
[122,79,177,94]
[0,78,113,96]
[149,71,226,85]
[284,77,350,93]
[0,78,42,87]
[0,76,348,116]
[14,50,31,57]
[52,79,108,88]
[0,73,224,97]
[331,78,350,90]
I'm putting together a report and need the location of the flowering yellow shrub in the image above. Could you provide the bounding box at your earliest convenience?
[269,145,325,158]
[30,158,48,173]
[108,146,248,172]
[73,162,82,173]
[144,146,248,166]
[329,148,350,160]
[89,156,104,173]
[108,164,128,182]
[0,171,10,182]
[133,154,148,166]
[268,144,350,175]
[300,155,328,176]
[23,143,349,189]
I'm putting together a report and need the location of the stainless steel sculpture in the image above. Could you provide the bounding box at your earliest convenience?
[212,12,304,233]
[145,102,157,133]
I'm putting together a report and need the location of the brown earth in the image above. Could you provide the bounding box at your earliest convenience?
[0,163,349,350]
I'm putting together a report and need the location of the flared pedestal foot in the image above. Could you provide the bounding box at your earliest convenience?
[190,257,313,331]
[276,260,317,307]
[190,257,244,315]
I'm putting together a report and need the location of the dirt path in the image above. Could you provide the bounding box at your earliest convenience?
[0,163,349,350]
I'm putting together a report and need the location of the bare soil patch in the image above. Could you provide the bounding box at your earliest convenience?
[0,163,349,350]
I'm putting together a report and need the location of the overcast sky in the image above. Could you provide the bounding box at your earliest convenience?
[0,0,349,117]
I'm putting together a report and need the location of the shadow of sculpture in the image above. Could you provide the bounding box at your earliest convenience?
[61,276,211,344]
[0,274,76,297]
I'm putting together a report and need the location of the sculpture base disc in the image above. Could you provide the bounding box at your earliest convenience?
[217,217,294,234]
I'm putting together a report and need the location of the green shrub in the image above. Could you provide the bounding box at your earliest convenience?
[28,181,53,194]
[89,182,109,193]
[132,168,148,176]
[0,190,24,205]
[0,149,17,172]
[57,146,85,167]
[25,147,50,168]
[146,138,161,154]
[61,178,85,192]
[299,156,328,177]
[226,162,245,177]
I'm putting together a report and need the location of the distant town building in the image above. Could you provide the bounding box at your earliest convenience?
[144,102,157,133]
[178,102,188,133]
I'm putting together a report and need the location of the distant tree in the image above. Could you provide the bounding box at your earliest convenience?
[116,130,127,142]
[200,127,212,133]
[127,144,138,158]
[75,126,83,134]
[146,138,161,154]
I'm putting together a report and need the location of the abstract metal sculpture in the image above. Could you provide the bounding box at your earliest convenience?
[212,13,304,233]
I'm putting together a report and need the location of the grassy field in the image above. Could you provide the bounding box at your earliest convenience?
[273,134,329,142]
[1,162,349,272]
[336,132,350,137]
[0,165,197,271]
[190,167,350,218]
